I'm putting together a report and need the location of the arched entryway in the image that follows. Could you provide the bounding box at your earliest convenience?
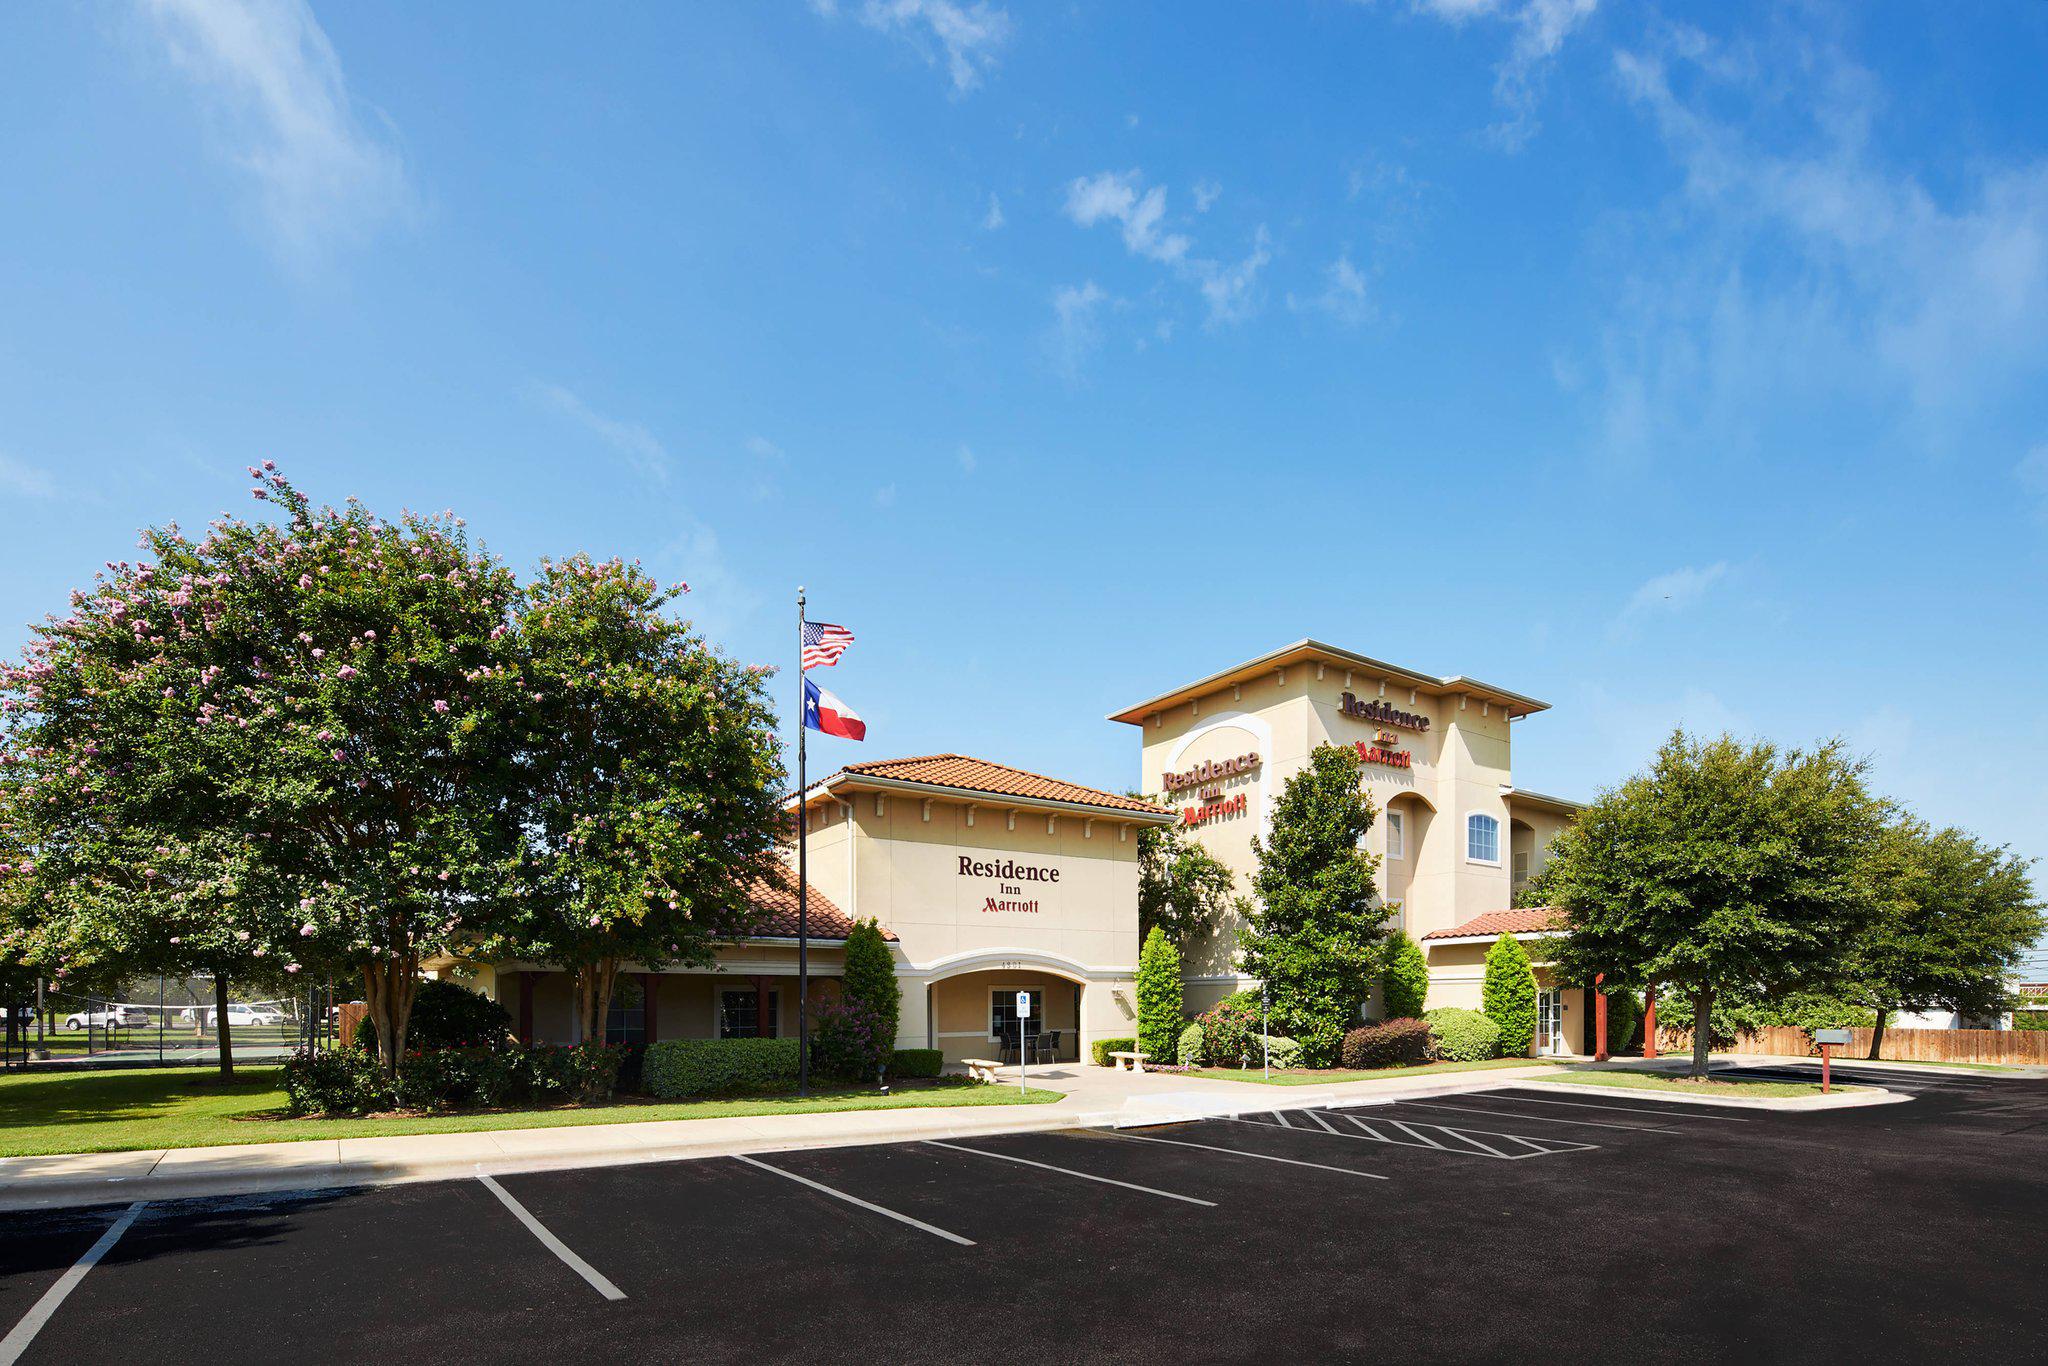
[913,951,1101,1067]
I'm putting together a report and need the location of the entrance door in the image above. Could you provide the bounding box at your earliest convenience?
[1537,988,1565,1056]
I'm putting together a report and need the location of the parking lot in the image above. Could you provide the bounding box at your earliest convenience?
[4,1068,2045,1364]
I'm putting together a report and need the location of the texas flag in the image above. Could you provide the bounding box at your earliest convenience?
[803,675,866,741]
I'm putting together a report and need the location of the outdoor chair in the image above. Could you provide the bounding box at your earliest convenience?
[1032,1029,1060,1064]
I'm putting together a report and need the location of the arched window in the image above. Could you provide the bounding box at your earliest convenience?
[1466,813,1500,865]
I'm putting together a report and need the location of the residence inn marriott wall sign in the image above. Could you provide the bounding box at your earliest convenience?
[1163,749,1262,827]
[957,855,1061,915]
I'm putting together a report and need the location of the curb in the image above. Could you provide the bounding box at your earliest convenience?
[1522,1079,1911,1111]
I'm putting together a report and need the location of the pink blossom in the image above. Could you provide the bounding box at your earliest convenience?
[317,730,333,742]
[286,963,301,974]
[312,648,325,659]
[337,666,357,680]
[301,924,316,936]
[588,915,601,927]
[433,699,449,713]
[236,930,250,942]
[331,749,345,761]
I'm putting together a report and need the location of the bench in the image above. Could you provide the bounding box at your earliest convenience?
[1106,1050,1149,1073]
[961,1058,1004,1084]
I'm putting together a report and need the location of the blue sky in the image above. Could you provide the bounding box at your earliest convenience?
[4,3,2046,963]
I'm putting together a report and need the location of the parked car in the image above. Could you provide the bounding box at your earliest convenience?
[173,1003,285,1028]
[61,1006,150,1031]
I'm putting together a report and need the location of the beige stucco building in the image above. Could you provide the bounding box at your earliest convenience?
[449,755,1177,1067]
[1111,639,1590,1054]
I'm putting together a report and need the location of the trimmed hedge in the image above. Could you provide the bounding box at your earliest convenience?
[890,1048,944,1078]
[283,1041,621,1116]
[1424,1007,1501,1061]
[644,1037,801,1098]
[1341,1017,1432,1070]
[355,978,514,1055]
[1382,932,1430,1021]
[1091,1035,1138,1067]
[1249,1033,1302,1069]
[1483,934,1539,1057]
[1136,927,1184,1063]
[1177,1022,1206,1066]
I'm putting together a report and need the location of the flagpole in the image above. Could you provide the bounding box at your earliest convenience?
[796,587,810,1098]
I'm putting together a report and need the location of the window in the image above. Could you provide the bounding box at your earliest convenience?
[1466,813,1500,864]
[1513,850,1531,884]
[989,988,1040,1044]
[1385,810,1405,861]
[720,988,778,1039]
[604,976,645,1046]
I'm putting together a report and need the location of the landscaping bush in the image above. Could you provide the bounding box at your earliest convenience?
[1341,1017,1432,1070]
[355,978,514,1055]
[391,1045,525,1111]
[1382,932,1430,1021]
[1482,934,1538,1057]
[1249,1033,1302,1068]
[284,1039,622,1115]
[1196,997,1259,1068]
[1177,1022,1205,1066]
[889,1048,944,1078]
[1424,1007,1501,1062]
[643,1037,801,1097]
[524,1041,624,1104]
[809,997,891,1082]
[1136,927,1184,1063]
[842,918,901,1042]
[1091,1036,1137,1067]
[1602,988,1642,1055]
[283,1047,392,1116]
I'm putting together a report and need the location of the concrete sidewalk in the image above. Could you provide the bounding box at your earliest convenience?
[0,1062,1566,1212]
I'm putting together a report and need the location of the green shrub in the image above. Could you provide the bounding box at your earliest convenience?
[1091,1035,1137,1067]
[842,919,901,1043]
[1196,998,1259,1068]
[1424,1007,1501,1062]
[284,1040,621,1115]
[1136,927,1184,1063]
[1382,932,1430,1021]
[644,1037,802,1097]
[1249,1033,1302,1068]
[2014,1011,2048,1032]
[1341,1017,1432,1069]
[284,1048,392,1116]
[1482,935,1538,1056]
[1602,987,1642,1054]
[1177,1022,1206,1066]
[889,1048,944,1077]
[355,978,514,1054]
[809,997,890,1082]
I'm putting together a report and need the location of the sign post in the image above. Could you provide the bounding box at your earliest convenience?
[1814,1027,1851,1094]
[1015,991,1032,1096]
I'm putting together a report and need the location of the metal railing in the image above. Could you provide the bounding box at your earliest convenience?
[0,978,355,1070]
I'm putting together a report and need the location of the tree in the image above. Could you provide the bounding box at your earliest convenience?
[1381,930,1429,1020]
[841,917,900,1043]
[1482,934,1538,1056]
[1240,743,1391,1065]
[483,555,784,1043]
[1547,730,1890,1078]
[1846,820,2042,1058]
[1135,925,1183,1062]
[1137,820,1243,948]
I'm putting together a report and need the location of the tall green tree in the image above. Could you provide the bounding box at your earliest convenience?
[1847,819,2042,1058]
[1240,743,1390,1065]
[1482,934,1538,1056]
[483,555,784,1042]
[1137,819,1243,948]
[1135,925,1183,1062]
[1381,930,1429,1020]
[1547,730,1890,1077]
[841,917,901,1042]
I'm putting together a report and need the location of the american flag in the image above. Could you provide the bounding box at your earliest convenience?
[800,620,855,670]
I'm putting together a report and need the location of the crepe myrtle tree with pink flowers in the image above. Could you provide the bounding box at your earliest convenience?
[0,464,530,1075]
[478,555,786,1044]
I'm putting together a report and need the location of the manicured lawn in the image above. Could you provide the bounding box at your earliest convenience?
[0,1065,1063,1158]
[1545,1070,1862,1099]
[1190,1057,1560,1086]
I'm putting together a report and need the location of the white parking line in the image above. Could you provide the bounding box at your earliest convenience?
[1500,1092,1751,1121]
[0,1201,146,1366]
[1394,1099,1683,1134]
[926,1141,1217,1206]
[733,1154,977,1246]
[1106,1129,1389,1179]
[476,1175,627,1301]
[1385,1120,1451,1151]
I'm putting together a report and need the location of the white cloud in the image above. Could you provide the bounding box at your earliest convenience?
[1615,561,1729,629]
[1047,281,1108,382]
[981,192,1004,230]
[1397,0,1599,150]
[957,444,977,475]
[1062,169,1272,326]
[0,454,56,499]
[136,0,411,261]
[857,0,1012,94]
[1288,253,1373,325]
[745,435,783,461]
[1590,30,2048,463]
[1192,179,1221,213]
[873,483,898,508]
[535,384,671,484]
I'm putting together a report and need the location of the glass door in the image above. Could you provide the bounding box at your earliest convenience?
[1537,989,1564,1055]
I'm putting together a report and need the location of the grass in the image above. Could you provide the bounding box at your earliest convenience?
[1545,1070,1862,1099]
[1745,1056,2030,1074]
[0,1065,1063,1158]
[1190,1057,1559,1086]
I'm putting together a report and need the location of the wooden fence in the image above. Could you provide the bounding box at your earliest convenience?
[1656,1023,2048,1065]
[335,1001,368,1051]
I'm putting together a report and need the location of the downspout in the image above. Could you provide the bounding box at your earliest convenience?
[837,796,857,921]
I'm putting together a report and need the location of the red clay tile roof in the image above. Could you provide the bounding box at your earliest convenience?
[824,754,1168,817]
[743,872,895,942]
[1422,907,1566,941]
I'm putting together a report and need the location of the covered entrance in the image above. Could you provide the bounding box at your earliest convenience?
[927,967,1086,1066]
